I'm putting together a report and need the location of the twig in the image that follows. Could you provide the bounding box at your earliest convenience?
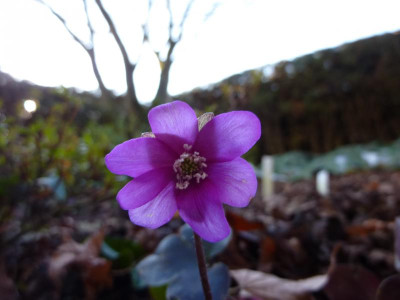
[94,0,145,119]
[94,0,132,70]
[82,0,95,44]
[35,0,88,50]
[35,0,110,97]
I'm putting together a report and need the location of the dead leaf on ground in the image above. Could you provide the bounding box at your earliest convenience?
[227,211,264,231]
[259,236,277,265]
[230,269,327,300]
[375,274,400,300]
[346,219,390,237]
[48,229,112,299]
[0,263,18,300]
[323,264,380,300]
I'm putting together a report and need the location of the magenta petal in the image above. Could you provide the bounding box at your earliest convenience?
[177,184,230,242]
[194,111,261,162]
[105,137,176,177]
[128,182,177,229]
[117,168,173,210]
[207,158,257,207]
[148,101,198,153]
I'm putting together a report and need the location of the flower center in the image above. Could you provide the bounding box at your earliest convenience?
[173,144,207,190]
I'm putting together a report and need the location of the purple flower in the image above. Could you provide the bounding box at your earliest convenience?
[105,101,261,242]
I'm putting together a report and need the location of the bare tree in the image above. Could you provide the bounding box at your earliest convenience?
[153,0,194,105]
[35,0,219,121]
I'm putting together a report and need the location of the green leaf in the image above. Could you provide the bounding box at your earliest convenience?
[135,225,231,300]
[101,241,119,260]
[0,175,19,197]
[149,285,168,300]
[101,237,145,269]
[131,268,147,290]
[180,224,232,260]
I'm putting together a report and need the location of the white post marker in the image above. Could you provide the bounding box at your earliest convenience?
[395,217,400,272]
[261,155,274,201]
[316,169,330,197]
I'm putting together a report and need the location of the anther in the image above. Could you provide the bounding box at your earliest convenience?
[173,144,208,190]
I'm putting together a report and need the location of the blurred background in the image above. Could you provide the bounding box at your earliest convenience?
[1,0,400,299]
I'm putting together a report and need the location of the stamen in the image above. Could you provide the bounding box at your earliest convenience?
[173,144,208,190]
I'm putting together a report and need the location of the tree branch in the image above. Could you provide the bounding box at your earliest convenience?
[154,40,176,103]
[166,0,174,40]
[35,0,111,99]
[94,0,144,119]
[166,0,194,43]
[94,0,133,71]
[177,0,194,42]
[203,2,221,23]
[154,0,195,104]
[142,0,154,43]
[36,0,89,51]
[87,49,110,97]
[82,0,95,45]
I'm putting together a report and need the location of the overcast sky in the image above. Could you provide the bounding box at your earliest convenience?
[0,0,399,103]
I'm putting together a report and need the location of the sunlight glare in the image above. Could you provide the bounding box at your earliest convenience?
[23,99,37,113]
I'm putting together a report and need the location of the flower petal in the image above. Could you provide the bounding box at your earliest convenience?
[148,101,198,153]
[177,184,230,242]
[207,158,257,207]
[117,168,174,210]
[128,182,177,229]
[194,111,261,162]
[105,137,176,177]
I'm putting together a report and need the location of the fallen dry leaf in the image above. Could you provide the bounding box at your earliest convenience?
[48,230,112,299]
[346,219,389,237]
[227,211,264,231]
[259,236,277,265]
[323,264,380,300]
[230,269,327,300]
[0,263,18,300]
[375,274,400,300]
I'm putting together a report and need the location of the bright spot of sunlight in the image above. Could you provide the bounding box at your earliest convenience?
[23,99,37,113]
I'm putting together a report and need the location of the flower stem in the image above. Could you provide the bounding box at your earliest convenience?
[194,232,213,300]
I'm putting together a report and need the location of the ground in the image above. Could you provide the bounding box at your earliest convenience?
[1,170,399,299]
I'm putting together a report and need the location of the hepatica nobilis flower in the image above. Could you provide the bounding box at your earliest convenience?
[105,101,261,242]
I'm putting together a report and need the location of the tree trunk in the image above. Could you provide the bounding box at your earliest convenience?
[154,41,177,105]
[87,49,111,99]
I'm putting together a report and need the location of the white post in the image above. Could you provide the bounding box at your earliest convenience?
[262,155,274,201]
[316,169,330,197]
[395,217,400,272]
